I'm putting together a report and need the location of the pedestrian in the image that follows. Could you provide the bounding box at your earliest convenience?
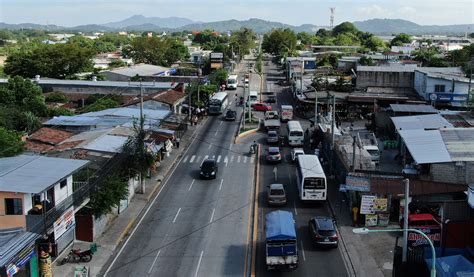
[193,115,198,125]
[176,137,180,148]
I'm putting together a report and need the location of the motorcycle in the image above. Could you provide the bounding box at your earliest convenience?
[249,144,257,155]
[60,248,93,265]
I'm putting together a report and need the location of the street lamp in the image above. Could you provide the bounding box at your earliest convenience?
[352,228,436,277]
[309,85,319,125]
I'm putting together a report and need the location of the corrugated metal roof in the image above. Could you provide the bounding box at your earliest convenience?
[391,114,453,131]
[0,78,176,89]
[82,107,170,121]
[398,129,451,164]
[357,65,416,72]
[45,116,130,127]
[390,104,438,114]
[440,128,474,162]
[81,134,128,153]
[0,155,89,193]
[0,228,40,267]
[105,64,171,77]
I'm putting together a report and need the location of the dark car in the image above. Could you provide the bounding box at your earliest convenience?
[309,216,338,248]
[200,159,218,179]
[225,110,237,121]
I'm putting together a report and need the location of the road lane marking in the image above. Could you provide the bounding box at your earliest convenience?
[219,179,223,191]
[204,155,209,161]
[219,121,223,126]
[210,208,216,223]
[288,172,292,184]
[212,155,215,160]
[194,251,204,277]
[293,202,298,215]
[300,241,306,261]
[230,155,234,163]
[188,179,195,191]
[189,155,196,163]
[182,155,188,163]
[208,144,212,149]
[147,250,161,274]
[196,155,202,163]
[214,129,218,136]
[217,155,221,163]
[224,156,228,167]
[243,156,247,163]
[172,208,182,223]
[103,119,201,277]
[237,156,241,163]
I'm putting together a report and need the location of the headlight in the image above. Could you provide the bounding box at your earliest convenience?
[211,172,215,175]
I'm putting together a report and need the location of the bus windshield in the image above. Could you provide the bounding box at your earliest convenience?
[303,178,325,190]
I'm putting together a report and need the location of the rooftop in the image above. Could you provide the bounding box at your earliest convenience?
[0,228,40,267]
[81,134,128,153]
[389,104,438,114]
[104,63,172,77]
[391,114,453,131]
[0,155,89,194]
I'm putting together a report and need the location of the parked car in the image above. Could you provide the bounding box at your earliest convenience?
[253,102,272,112]
[267,130,279,144]
[266,147,282,163]
[308,216,338,248]
[200,159,218,179]
[267,183,287,206]
[291,148,305,162]
[225,110,237,121]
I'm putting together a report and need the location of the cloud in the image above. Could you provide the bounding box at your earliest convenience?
[398,6,417,17]
[356,4,393,18]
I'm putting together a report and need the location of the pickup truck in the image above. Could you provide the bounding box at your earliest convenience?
[265,210,298,270]
[264,119,281,131]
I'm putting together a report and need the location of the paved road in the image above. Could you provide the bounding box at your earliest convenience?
[103,69,256,277]
[254,59,348,276]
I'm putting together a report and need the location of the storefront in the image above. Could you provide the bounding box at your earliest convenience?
[0,230,40,277]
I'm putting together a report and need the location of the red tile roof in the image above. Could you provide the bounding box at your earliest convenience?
[29,127,73,145]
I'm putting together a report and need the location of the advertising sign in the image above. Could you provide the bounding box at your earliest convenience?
[374,198,388,212]
[53,207,75,240]
[377,213,389,226]
[408,227,441,247]
[345,175,370,192]
[365,214,378,226]
[360,195,376,215]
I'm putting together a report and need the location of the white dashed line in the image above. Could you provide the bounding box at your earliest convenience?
[219,121,223,126]
[204,155,209,162]
[217,155,221,163]
[214,129,218,136]
[194,251,204,277]
[210,208,216,223]
[219,179,223,191]
[147,250,161,274]
[230,155,234,163]
[237,156,241,163]
[182,156,188,163]
[172,208,182,223]
[293,202,298,215]
[188,179,195,191]
[243,156,248,163]
[208,144,212,149]
[251,157,255,163]
[189,155,196,163]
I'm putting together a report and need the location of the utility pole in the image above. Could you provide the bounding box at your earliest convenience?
[314,86,319,125]
[329,94,336,176]
[352,136,357,171]
[402,178,410,263]
[300,60,304,96]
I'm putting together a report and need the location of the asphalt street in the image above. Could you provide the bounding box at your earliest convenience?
[103,71,256,277]
[254,58,348,276]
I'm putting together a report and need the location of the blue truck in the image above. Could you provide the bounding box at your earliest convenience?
[265,210,298,270]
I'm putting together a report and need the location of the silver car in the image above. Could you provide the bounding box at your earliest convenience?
[267,183,287,206]
[267,130,279,144]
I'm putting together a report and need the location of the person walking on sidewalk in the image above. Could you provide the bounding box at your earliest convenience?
[175,137,180,148]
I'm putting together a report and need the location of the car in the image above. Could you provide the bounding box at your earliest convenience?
[225,110,237,121]
[200,159,218,179]
[309,216,338,248]
[291,148,305,162]
[266,147,282,163]
[265,111,279,120]
[252,103,272,112]
[265,95,276,103]
[267,183,287,206]
[267,130,279,144]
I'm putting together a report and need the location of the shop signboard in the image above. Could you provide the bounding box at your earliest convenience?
[408,227,441,247]
[6,246,35,277]
[365,214,378,226]
[360,195,376,214]
[374,198,388,212]
[53,207,75,240]
[377,213,390,226]
[345,175,370,192]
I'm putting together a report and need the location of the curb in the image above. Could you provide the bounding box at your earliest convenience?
[115,218,136,245]
[235,120,262,144]
[248,145,260,277]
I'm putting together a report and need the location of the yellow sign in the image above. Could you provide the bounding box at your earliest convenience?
[374,198,388,212]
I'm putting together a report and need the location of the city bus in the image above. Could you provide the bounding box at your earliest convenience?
[295,155,327,201]
[208,92,229,114]
[286,120,304,146]
[226,75,238,90]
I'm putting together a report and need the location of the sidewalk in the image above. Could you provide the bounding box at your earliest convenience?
[53,123,200,277]
[328,180,398,277]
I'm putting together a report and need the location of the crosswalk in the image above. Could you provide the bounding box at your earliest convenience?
[181,154,255,165]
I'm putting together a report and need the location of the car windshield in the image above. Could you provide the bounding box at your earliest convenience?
[268,133,277,137]
[202,161,215,170]
[270,189,285,195]
[269,150,280,155]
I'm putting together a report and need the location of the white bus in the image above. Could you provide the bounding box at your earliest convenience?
[296,155,327,201]
[208,92,229,114]
[227,75,238,90]
[286,120,304,146]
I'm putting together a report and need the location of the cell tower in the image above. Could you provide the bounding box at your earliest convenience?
[330,7,336,29]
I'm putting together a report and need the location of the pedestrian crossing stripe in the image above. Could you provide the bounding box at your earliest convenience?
[182,155,256,164]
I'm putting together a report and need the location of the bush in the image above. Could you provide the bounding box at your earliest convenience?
[45,92,68,103]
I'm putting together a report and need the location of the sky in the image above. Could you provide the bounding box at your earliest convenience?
[0,0,473,27]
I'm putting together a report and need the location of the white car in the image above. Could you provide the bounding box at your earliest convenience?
[291,148,305,162]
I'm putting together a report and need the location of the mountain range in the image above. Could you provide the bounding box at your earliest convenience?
[0,16,472,35]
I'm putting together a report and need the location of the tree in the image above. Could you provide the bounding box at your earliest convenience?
[229,28,256,60]
[332,22,359,36]
[123,36,188,66]
[0,76,48,116]
[412,46,449,67]
[362,35,386,51]
[297,32,316,45]
[391,33,412,46]
[334,33,360,46]
[208,68,228,86]
[108,58,127,69]
[45,92,68,103]
[88,173,129,217]
[4,43,94,79]
[262,28,297,57]
[359,56,375,66]
[81,98,119,113]
[0,127,25,157]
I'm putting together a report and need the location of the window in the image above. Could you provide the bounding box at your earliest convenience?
[434,85,445,92]
[5,198,23,215]
[60,179,67,189]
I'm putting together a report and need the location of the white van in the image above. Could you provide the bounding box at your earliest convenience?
[226,75,238,90]
[249,91,258,102]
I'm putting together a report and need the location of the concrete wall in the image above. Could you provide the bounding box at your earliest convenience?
[414,71,469,107]
[430,162,474,184]
[356,71,414,89]
[0,192,27,229]
[54,176,73,205]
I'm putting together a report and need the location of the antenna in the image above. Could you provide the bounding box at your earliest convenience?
[330,7,336,29]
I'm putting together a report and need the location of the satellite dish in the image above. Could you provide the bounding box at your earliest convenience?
[429,94,437,101]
